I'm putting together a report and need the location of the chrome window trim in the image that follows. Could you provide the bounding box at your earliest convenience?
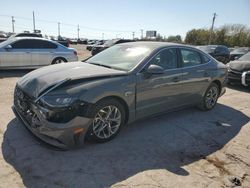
[137,46,212,74]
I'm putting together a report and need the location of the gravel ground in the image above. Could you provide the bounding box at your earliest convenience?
[0,54,250,188]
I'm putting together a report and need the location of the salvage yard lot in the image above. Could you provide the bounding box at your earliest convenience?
[0,48,250,187]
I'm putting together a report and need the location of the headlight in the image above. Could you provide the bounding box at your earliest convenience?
[40,95,77,108]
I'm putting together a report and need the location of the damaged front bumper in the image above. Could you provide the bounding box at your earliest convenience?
[13,88,93,149]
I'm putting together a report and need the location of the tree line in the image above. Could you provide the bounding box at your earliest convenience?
[147,24,250,47]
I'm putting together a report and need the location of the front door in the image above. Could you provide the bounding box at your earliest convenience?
[0,39,31,68]
[136,48,183,119]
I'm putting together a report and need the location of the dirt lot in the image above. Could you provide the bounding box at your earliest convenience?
[71,44,91,61]
[0,49,250,187]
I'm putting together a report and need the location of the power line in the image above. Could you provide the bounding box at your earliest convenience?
[0,14,134,33]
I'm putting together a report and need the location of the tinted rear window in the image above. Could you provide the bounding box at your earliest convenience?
[12,39,57,49]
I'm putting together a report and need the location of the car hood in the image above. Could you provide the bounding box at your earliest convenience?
[17,62,126,99]
[229,60,250,72]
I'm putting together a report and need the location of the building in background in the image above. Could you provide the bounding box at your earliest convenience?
[146,30,157,39]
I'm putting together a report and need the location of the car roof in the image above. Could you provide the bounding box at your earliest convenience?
[13,37,52,41]
[116,41,191,50]
[7,37,60,44]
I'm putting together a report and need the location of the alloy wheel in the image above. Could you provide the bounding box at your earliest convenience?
[205,86,218,109]
[92,105,122,139]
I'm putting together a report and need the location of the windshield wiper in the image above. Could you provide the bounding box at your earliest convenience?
[89,62,112,69]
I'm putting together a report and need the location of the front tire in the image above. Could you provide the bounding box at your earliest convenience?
[198,83,219,111]
[86,99,125,142]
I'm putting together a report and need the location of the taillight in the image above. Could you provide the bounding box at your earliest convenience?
[74,51,77,56]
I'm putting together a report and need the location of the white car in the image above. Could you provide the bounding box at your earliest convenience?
[0,37,78,69]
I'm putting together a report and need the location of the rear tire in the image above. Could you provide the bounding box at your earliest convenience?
[52,57,67,64]
[198,83,219,111]
[86,99,126,143]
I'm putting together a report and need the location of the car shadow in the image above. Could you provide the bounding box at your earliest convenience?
[2,103,249,188]
[0,70,32,78]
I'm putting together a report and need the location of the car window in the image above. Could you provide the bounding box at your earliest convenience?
[12,39,57,49]
[180,49,202,67]
[30,40,54,49]
[12,40,33,49]
[149,48,178,70]
[40,41,57,49]
[203,54,211,63]
[215,46,228,54]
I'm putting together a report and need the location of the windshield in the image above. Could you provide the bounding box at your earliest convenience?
[239,52,250,61]
[86,44,152,71]
[0,38,13,48]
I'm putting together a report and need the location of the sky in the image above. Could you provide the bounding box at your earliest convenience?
[0,0,249,39]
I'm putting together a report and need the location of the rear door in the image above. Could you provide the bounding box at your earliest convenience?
[178,47,211,105]
[0,39,32,67]
[136,48,184,119]
[30,40,57,66]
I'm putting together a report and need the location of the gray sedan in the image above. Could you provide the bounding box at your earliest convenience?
[13,42,227,149]
[0,37,78,69]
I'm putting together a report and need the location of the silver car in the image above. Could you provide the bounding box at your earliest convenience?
[13,42,227,149]
[0,37,78,69]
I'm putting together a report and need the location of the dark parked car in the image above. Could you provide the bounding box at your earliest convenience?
[86,40,97,51]
[230,47,250,61]
[68,38,78,45]
[77,38,88,44]
[13,42,227,149]
[91,39,134,56]
[227,52,250,86]
[197,45,230,64]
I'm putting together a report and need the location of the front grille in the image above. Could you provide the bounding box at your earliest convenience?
[14,86,41,128]
[228,68,242,80]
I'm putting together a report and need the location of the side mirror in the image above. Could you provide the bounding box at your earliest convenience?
[146,64,164,74]
[5,45,12,50]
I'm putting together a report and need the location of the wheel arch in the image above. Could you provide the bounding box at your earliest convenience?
[95,95,129,124]
[52,57,68,64]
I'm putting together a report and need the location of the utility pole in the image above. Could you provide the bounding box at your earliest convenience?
[11,16,15,33]
[132,32,135,39]
[58,22,61,36]
[140,29,143,39]
[32,11,36,32]
[208,13,217,44]
[77,24,80,39]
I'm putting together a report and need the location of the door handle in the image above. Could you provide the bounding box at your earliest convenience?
[26,51,31,53]
[172,77,180,82]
